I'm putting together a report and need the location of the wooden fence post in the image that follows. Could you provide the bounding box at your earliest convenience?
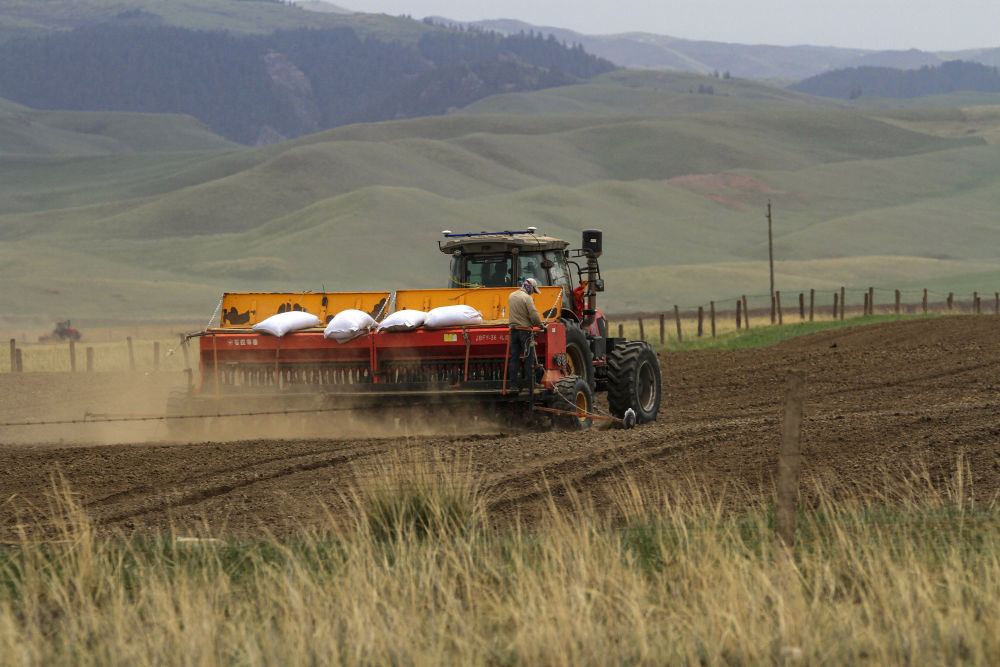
[974,292,981,315]
[86,347,94,372]
[697,306,704,337]
[809,289,815,322]
[742,295,750,329]
[15,348,23,373]
[659,313,665,345]
[923,289,928,314]
[798,292,805,321]
[638,317,645,342]
[868,287,874,315]
[154,341,160,369]
[833,292,839,320]
[69,340,77,372]
[863,292,869,316]
[770,295,776,324]
[9,339,14,374]
[776,370,806,549]
[995,293,999,315]
[736,299,742,330]
[710,301,716,338]
[674,305,683,343]
[895,290,901,315]
[127,336,135,371]
[947,292,954,312]
[776,291,783,325]
[618,323,624,338]
[840,286,845,320]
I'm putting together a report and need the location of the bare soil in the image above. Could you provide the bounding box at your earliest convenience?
[3,316,1000,538]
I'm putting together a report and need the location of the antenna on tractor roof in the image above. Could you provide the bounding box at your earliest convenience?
[441,230,540,239]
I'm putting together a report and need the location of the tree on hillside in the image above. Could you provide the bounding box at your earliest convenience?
[0,22,616,144]
[791,60,1000,99]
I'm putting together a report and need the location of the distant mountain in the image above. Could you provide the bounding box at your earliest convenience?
[292,1,353,14]
[949,48,1000,67]
[432,17,1000,82]
[791,60,1000,100]
[839,48,943,70]
[0,22,614,145]
[430,18,865,80]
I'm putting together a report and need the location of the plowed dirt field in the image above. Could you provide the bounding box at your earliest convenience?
[3,316,1000,538]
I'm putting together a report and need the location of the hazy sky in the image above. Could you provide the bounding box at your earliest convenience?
[344,1,999,51]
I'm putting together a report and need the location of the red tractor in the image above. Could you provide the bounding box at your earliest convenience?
[440,228,661,424]
[39,320,82,343]
[169,229,661,433]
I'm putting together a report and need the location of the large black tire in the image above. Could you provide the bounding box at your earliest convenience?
[550,374,594,430]
[607,341,661,424]
[561,319,594,390]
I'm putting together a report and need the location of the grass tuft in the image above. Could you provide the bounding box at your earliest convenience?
[354,454,487,543]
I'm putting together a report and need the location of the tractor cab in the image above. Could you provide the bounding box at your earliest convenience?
[439,228,602,319]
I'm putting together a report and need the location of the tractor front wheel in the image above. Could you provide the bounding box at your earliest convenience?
[551,374,594,430]
[561,319,594,390]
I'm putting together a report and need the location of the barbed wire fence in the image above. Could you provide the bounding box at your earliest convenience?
[608,285,998,344]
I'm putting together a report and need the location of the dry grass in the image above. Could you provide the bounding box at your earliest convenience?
[1,323,205,373]
[0,461,997,664]
[2,338,194,373]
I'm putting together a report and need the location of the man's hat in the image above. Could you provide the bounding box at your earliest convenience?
[523,278,540,294]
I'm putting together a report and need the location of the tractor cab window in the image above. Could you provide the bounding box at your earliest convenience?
[453,255,512,287]
[543,250,576,310]
[544,251,571,290]
[517,253,547,285]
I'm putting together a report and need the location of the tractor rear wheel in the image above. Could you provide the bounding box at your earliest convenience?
[551,374,594,430]
[607,341,661,424]
[561,319,594,389]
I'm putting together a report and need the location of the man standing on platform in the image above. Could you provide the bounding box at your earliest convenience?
[506,278,543,393]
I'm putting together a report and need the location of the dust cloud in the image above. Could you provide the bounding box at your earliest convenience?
[0,372,505,447]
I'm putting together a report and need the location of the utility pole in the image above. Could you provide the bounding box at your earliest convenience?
[766,200,775,304]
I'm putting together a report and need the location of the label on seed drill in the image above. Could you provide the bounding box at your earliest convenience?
[443,334,458,342]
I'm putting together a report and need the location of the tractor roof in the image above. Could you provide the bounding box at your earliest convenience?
[439,230,570,255]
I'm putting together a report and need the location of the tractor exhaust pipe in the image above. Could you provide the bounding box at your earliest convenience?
[582,230,602,326]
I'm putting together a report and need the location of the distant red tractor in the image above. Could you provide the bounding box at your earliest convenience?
[39,320,81,343]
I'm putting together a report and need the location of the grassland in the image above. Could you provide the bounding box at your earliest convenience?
[3,70,1000,330]
[3,334,197,374]
[1,461,996,664]
[614,312,929,352]
[0,105,237,157]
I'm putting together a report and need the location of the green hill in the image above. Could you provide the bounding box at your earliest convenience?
[463,70,828,117]
[2,72,1000,330]
[0,102,237,156]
